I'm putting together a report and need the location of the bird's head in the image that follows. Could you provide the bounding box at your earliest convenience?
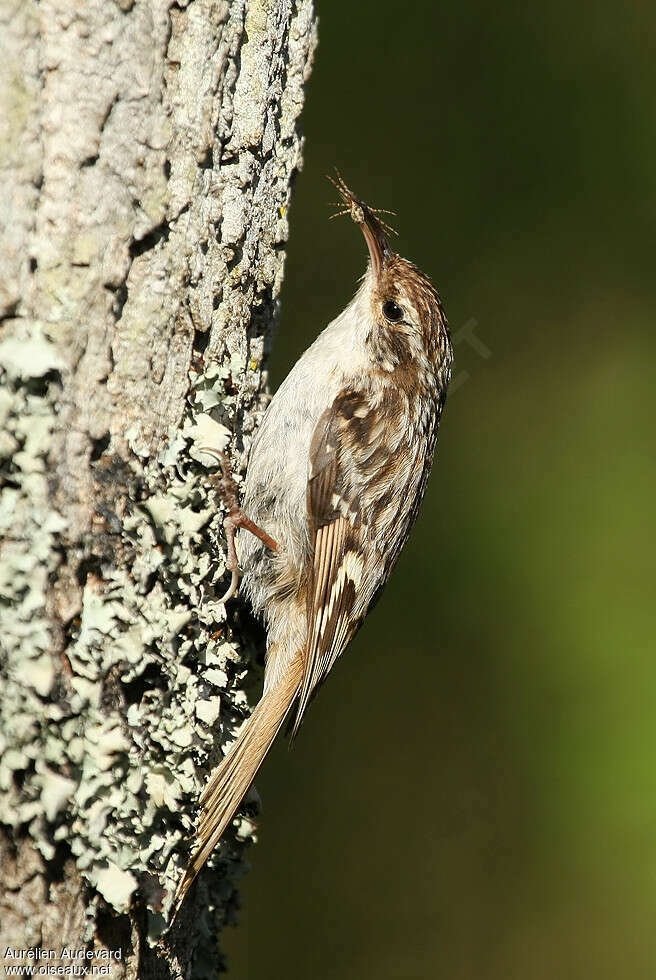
[329,173,452,376]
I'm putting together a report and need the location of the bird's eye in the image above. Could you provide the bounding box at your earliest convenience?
[382,300,404,322]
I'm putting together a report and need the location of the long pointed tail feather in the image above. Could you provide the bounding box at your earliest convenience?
[173,653,303,911]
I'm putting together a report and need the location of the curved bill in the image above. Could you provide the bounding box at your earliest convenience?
[329,174,393,281]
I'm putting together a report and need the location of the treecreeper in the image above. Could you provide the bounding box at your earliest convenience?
[174,176,453,908]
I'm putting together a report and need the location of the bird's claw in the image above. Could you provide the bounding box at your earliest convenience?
[199,445,280,605]
[217,565,240,605]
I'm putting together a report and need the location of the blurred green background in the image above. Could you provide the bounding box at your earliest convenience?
[225,1,656,976]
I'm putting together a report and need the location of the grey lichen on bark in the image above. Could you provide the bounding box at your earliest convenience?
[0,0,316,975]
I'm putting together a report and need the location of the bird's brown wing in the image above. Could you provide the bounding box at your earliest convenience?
[292,388,379,735]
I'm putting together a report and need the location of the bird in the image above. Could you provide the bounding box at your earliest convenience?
[175,174,453,908]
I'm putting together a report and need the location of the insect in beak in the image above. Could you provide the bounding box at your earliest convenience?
[328,171,397,282]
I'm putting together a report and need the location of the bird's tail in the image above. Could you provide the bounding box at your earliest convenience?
[174,652,303,910]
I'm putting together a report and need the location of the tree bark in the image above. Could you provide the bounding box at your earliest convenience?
[0,0,316,975]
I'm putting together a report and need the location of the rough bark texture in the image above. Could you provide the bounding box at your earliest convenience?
[0,0,316,975]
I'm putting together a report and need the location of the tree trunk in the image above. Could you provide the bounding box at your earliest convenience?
[0,0,316,975]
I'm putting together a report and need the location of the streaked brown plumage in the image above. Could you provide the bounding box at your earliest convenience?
[175,176,453,909]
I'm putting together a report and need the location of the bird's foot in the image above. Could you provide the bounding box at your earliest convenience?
[199,447,280,603]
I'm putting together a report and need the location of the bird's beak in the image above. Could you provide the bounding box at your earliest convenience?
[330,175,392,282]
[357,201,391,282]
